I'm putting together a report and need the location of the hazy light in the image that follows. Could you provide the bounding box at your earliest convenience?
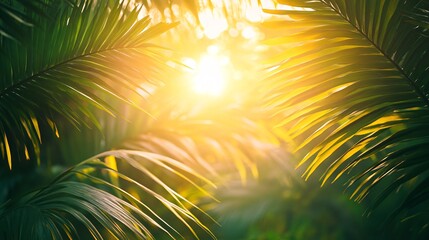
[199,9,228,39]
[277,4,315,11]
[241,26,258,39]
[182,57,197,71]
[245,4,263,22]
[192,47,229,96]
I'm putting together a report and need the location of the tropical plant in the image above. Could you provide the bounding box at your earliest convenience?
[0,151,215,239]
[2,0,429,239]
[1,0,292,238]
[0,0,219,238]
[261,0,429,228]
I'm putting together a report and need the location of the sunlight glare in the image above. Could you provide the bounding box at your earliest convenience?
[241,26,258,39]
[199,9,228,39]
[192,47,229,96]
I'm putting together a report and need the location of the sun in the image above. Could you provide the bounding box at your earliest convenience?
[190,46,230,96]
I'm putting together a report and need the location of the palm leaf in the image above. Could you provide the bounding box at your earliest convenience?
[0,150,215,239]
[0,0,175,169]
[261,0,429,215]
[0,0,45,41]
[0,0,75,42]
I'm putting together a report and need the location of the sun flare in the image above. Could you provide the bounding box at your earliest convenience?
[190,47,230,96]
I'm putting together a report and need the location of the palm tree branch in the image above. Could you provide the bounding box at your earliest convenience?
[0,151,215,239]
[0,1,177,168]
[0,44,167,102]
[261,0,429,217]
[317,0,429,106]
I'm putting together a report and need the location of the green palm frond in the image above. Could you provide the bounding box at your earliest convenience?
[0,0,47,41]
[261,0,429,214]
[0,150,215,239]
[0,0,74,42]
[0,0,175,169]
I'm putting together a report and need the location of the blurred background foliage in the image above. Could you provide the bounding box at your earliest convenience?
[1,0,429,239]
